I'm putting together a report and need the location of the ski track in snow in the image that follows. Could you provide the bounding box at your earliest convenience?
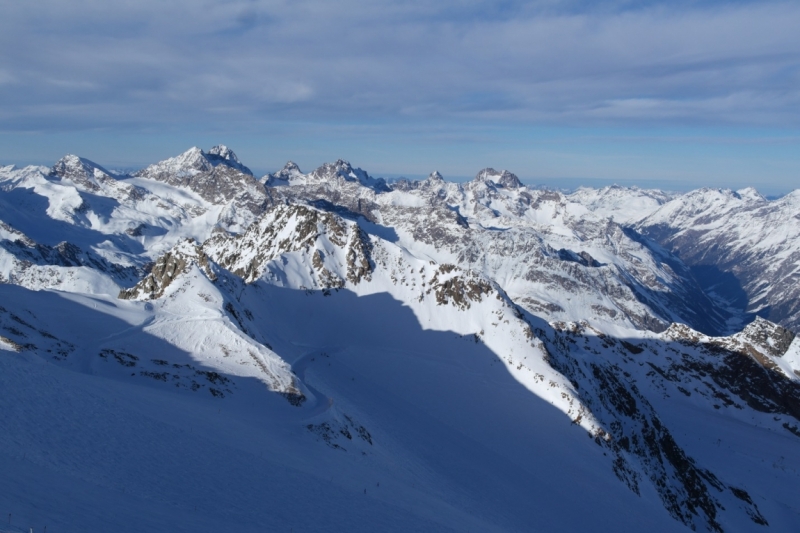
[291,345,340,419]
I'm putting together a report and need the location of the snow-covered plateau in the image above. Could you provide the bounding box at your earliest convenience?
[1,147,798,532]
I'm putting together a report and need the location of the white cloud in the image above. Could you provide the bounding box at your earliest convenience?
[0,1,798,130]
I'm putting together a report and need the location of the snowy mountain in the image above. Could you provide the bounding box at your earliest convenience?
[1,148,799,533]
[0,146,271,295]
[567,184,675,224]
[635,188,800,332]
[278,165,728,334]
[132,145,271,232]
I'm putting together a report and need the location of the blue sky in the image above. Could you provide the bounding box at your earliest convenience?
[1,0,799,194]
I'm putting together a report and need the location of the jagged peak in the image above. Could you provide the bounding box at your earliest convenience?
[428,171,444,181]
[665,316,796,360]
[734,187,766,203]
[55,154,83,165]
[208,144,237,161]
[50,154,116,187]
[735,316,796,356]
[313,159,358,178]
[118,238,215,301]
[308,159,390,192]
[743,315,775,329]
[135,145,253,178]
[52,154,111,175]
[206,145,252,175]
[664,322,706,342]
[473,168,522,189]
[265,161,305,185]
[204,201,376,286]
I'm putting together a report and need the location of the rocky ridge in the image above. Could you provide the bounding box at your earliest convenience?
[119,190,800,532]
[2,147,800,532]
[134,146,271,230]
[636,188,800,331]
[273,163,729,335]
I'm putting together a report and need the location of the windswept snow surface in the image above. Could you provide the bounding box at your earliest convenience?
[567,185,675,224]
[2,149,800,532]
[0,283,683,533]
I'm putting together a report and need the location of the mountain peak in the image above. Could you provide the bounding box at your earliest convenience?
[51,154,111,176]
[50,154,116,191]
[473,168,521,189]
[735,187,766,203]
[308,159,390,192]
[283,161,301,172]
[207,144,236,159]
[428,171,444,182]
[135,146,253,179]
[266,161,305,185]
[332,159,354,173]
[206,145,252,175]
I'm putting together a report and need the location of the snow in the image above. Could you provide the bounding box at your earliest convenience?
[0,159,257,269]
[635,184,800,329]
[567,185,674,224]
[2,149,800,532]
[0,279,690,533]
[137,146,207,178]
[781,336,800,376]
[383,191,427,208]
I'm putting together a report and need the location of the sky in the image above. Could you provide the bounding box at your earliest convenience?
[1,0,799,194]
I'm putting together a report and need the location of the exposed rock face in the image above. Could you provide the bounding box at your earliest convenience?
[135,145,253,181]
[51,155,114,193]
[473,168,522,189]
[267,160,390,223]
[3,238,136,277]
[0,221,139,290]
[668,319,800,415]
[427,264,495,310]
[134,146,270,229]
[264,161,304,185]
[119,239,215,300]
[657,321,800,418]
[305,159,391,192]
[206,145,253,175]
[636,188,800,331]
[269,161,728,335]
[5,148,800,531]
[532,316,797,531]
[204,203,374,289]
[50,154,145,201]
[734,317,796,358]
[344,226,373,285]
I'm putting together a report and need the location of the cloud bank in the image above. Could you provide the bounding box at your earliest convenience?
[2,0,799,133]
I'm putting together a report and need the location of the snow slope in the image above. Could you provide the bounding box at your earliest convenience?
[637,188,800,331]
[2,149,799,532]
[0,279,688,533]
[275,165,729,335]
[567,184,675,224]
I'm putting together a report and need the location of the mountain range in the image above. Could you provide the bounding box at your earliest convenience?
[1,146,798,532]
